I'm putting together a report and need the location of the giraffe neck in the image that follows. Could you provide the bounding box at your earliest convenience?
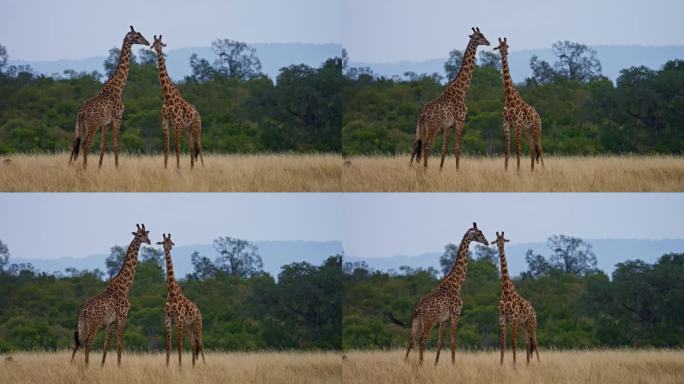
[500,52,517,102]
[108,237,142,293]
[441,237,474,293]
[102,38,133,98]
[497,244,514,295]
[163,248,178,292]
[156,50,176,102]
[445,39,479,100]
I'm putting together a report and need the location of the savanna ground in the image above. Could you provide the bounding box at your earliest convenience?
[342,349,684,384]
[341,155,684,192]
[0,351,341,384]
[0,153,341,192]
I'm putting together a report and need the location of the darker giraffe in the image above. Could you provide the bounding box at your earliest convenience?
[71,224,151,366]
[69,26,149,169]
[491,231,539,365]
[404,223,488,365]
[494,38,544,171]
[158,233,205,367]
[150,35,204,169]
[410,27,490,170]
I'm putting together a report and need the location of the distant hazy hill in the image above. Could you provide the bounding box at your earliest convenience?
[9,42,343,82]
[350,45,684,83]
[14,240,343,279]
[346,238,684,278]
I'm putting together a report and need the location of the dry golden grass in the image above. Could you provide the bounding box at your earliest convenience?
[341,155,684,191]
[0,351,341,384]
[342,349,684,384]
[0,153,342,192]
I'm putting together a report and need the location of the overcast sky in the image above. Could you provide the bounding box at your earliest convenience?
[0,0,342,61]
[0,193,342,259]
[343,0,684,62]
[340,193,684,258]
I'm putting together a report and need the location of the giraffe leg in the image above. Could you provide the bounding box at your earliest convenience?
[185,327,196,367]
[82,125,96,170]
[115,315,127,366]
[422,129,436,169]
[511,320,517,365]
[185,128,195,169]
[98,124,109,168]
[515,125,521,171]
[499,315,506,365]
[193,119,204,166]
[162,119,170,169]
[176,323,184,366]
[503,121,511,171]
[418,320,433,365]
[83,321,99,366]
[523,325,531,365]
[165,317,172,367]
[112,117,122,168]
[70,321,83,363]
[529,133,535,172]
[531,320,540,362]
[174,121,182,169]
[404,318,418,362]
[409,142,417,167]
[450,315,460,364]
[434,320,447,365]
[101,323,113,367]
[439,126,451,171]
[535,121,544,168]
[193,319,206,364]
[454,120,464,170]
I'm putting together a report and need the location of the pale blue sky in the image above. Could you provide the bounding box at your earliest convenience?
[0,193,342,259]
[340,193,684,258]
[0,0,342,60]
[343,0,684,62]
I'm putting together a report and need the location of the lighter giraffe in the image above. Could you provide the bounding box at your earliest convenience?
[491,231,539,365]
[151,35,204,169]
[404,223,489,365]
[158,233,206,367]
[70,224,151,366]
[494,38,544,171]
[69,26,149,169]
[410,27,490,170]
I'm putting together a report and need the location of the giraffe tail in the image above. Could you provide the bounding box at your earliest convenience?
[414,120,425,161]
[73,331,80,348]
[69,118,82,164]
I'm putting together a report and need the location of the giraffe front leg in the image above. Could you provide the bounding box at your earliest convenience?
[439,126,452,170]
[176,323,184,366]
[174,122,182,169]
[499,315,506,365]
[450,314,460,364]
[165,317,172,367]
[112,117,122,168]
[185,327,197,367]
[162,120,170,169]
[510,320,517,365]
[515,125,522,171]
[503,120,511,171]
[434,320,447,365]
[101,323,113,367]
[115,315,127,366]
[454,120,464,170]
[185,129,195,169]
[98,124,109,169]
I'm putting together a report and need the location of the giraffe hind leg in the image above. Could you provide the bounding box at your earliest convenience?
[405,317,420,362]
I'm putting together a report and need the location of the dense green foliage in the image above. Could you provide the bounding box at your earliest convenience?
[0,46,341,154]
[342,59,684,156]
[0,253,342,352]
[343,246,684,350]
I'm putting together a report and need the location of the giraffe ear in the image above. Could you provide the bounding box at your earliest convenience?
[504,239,510,243]
[130,25,135,33]
[132,232,137,236]
[156,241,164,245]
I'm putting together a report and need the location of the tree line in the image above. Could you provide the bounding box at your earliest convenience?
[0,39,342,154]
[0,238,341,352]
[343,235,684,350]
[343,41,684,155]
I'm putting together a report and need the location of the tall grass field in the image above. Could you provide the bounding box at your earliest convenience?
[341,155,684,191]
[342,349,684,384]
[0,351,341,384]
[0,153,342,192]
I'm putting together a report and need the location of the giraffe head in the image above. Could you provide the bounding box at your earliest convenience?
[490,231,510,247]
[125,26,150,47]
[156,233,175,251]
[468,27,490,47]
[150,35,167,55]
[132,224,152,245]
[466,222,489,245]
[493,37,509,56]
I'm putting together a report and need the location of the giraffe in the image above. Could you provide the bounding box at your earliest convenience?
[491,231,539,365]
[158,233,206,367]
[404,223,489,365]
[494,37,544,171]
[410,27,490,170]
[68,26,149,169]
[150,35,204,169]
[70,224,151,366]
